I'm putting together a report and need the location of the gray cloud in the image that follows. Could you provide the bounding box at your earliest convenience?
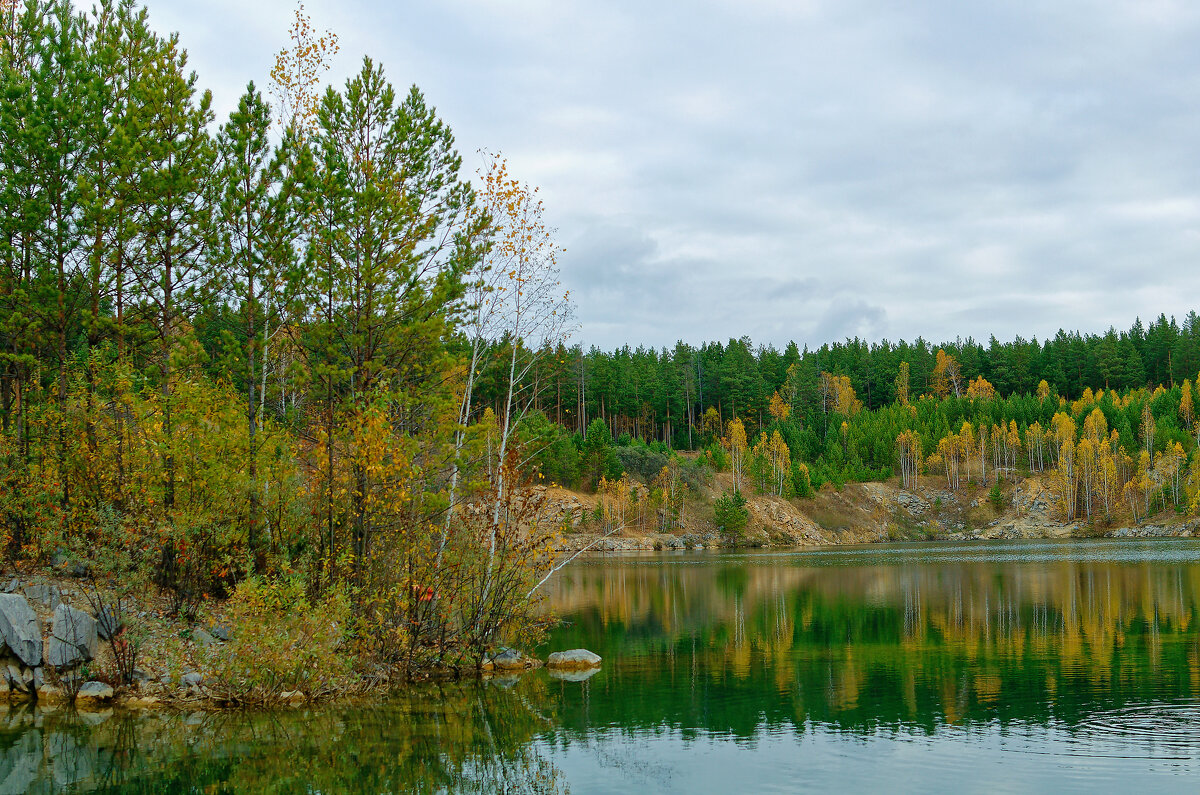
[139,0,1200,349]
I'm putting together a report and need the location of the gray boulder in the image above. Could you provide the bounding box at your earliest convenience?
[0,594,41,667]
[22,584,61,608]
[181,672,204,689]
[95,605,121,640]
[47,605,97,669]
[191,628,217,647]
[491,649,528,671]
[546,649,602,669]
[75,681,113,703]
[4,664,31,694]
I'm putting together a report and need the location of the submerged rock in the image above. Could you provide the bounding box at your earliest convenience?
[0,594,42,667]
[546,649,602,669]
[35,684,64,704]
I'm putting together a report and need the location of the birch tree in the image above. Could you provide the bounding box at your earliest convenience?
[470,153,572,612]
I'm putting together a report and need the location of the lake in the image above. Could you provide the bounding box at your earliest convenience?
[7,539,1200,793]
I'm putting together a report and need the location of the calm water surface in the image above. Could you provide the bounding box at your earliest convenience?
[9,539,1200,793]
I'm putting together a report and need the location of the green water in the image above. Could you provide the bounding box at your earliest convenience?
[8,539,1200,793]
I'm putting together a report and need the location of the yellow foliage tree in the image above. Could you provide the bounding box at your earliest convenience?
[966,376,996,400]
[894,362,910,406]
[1181,379,1194,431]
[269,2,339,137]
[931,350,962,398]
[769,430,791,496]
[723,418,748,493]
[768,390,790,423]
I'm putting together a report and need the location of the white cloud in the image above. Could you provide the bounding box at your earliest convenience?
[102,0,1200,349]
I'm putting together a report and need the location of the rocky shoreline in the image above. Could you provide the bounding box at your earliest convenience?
[558,519,1200,553]
[552,475,1200,552]
[0,585,114,709]
[0,572,610,713]
[6,471,1197,714]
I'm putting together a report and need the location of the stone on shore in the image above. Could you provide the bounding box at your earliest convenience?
[191,628,218,647]
[96,605,122,640]
[48,605,98,669]
[5,664,32,694]
[546,649,602,669]
[280,690,306,705]
[491,649,532,671]
[75,681,114,704]
[0,594,42,667]
[22,584,62,608]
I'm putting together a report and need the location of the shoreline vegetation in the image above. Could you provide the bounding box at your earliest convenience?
[5,0,1200,712]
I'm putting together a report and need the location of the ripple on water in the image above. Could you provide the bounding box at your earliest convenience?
[1068,702,1200,758]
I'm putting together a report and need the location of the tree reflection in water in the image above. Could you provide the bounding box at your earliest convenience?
[8,542,1200,792]
[543,542,1200,737]
[0,678,568,794]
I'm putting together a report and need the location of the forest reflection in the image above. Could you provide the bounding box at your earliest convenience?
[7,544,1200,793]
[0,681,569,794]
[543,544,1200,736]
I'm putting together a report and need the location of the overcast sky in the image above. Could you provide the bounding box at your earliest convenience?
[143,0,1200,351]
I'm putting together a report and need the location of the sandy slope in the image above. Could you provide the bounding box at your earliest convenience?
[551,471,1200,552]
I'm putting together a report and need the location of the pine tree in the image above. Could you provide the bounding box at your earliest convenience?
[131,32,216,509]
[213,82,293,564]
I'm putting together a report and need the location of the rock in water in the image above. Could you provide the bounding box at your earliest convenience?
[546,649,602,669]
[75,681,114,703]
[47,605,98,669]
[491,649,528,670]
[0,594,42,667]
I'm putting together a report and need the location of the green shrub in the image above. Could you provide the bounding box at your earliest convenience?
[614,443,669,481]
[714,490,749,539]
[202,577,356,705]
[988,482,1005,511]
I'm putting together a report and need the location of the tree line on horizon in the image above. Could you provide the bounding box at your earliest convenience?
[502,316,1200,528]
[473,312,1199,450]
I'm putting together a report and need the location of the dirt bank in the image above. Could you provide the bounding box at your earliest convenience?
[552,472,1200,552]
